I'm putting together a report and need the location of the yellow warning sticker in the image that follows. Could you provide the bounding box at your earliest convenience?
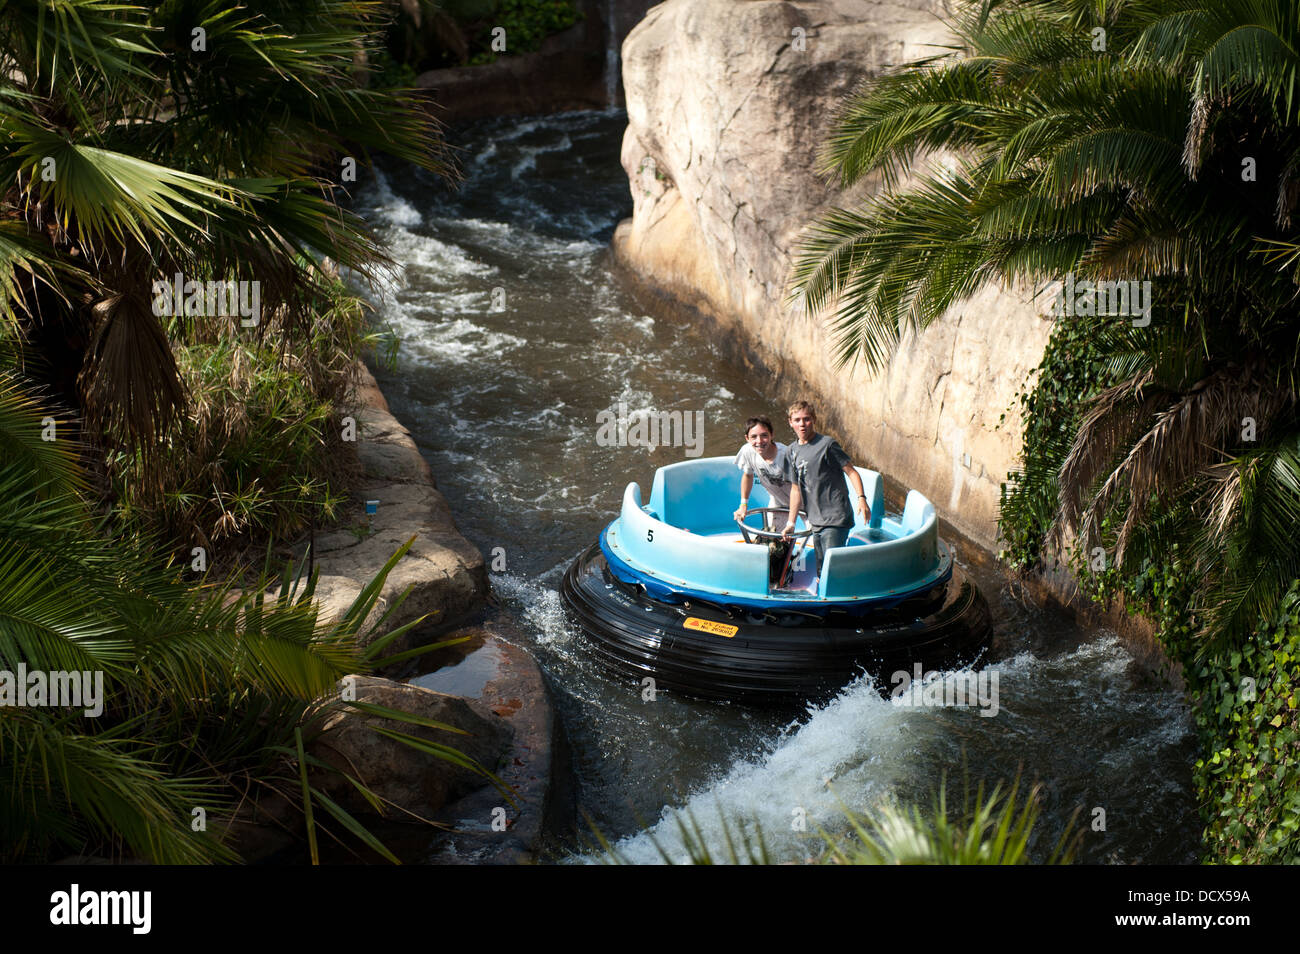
[684,617,738,638]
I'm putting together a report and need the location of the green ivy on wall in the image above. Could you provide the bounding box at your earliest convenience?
[999,313,1300,864]
[998,313,1117,572]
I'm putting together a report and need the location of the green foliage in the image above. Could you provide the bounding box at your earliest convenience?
[0,2,492,865]
[0,375,490,863]
[108,337,344,551]
[1185,582,1300,864]
[591,775,1077,865]
[379,0,582,71]
[1007,332,1300,863]
[817,777,1078,865]
[0,0,451,454]
[998,314,1116,571]
[105,278,377,564]
[464,0,582,65]
[369,45,420,89]
[588,807,772,866]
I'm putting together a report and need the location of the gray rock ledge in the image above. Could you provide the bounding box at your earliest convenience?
[293,361,489,658]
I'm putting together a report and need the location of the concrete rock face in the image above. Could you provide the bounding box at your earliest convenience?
[418,620,556,864]
[312,676,512,822]
[614,0,1055,548]
[296,363,488,657]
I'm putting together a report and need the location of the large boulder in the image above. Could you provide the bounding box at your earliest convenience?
[311,676,512,822]
[292,362,488,659]
[614,0,1054,548]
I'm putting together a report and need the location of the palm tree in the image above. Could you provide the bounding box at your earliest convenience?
[790,0,1300,654]
[0,370,497,863]
[0,2,501,863]
[0,0,452,454]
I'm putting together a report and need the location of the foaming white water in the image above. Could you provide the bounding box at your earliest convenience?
[591,633,1191,864]
[529,406,570,424]
[598,677,909,864]
[492,117,549,142]
[354,228,496,320]
[380,316,526,364]
[609,385,655,410]
[428,216,514,238]
[493,574,575,650]
[417,214,602,262]
[359,168,421,227]
[391,288,489,315]
[592,311,653,334]
[510,135,573,179]
[383,227,496,280]
[427,447,478,466]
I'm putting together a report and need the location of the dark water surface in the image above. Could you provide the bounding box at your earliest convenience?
[355,109,1201,864]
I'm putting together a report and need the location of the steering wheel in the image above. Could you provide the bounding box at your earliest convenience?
[736,507,814,544]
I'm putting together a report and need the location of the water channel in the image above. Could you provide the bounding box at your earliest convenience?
[355,109,1202,864]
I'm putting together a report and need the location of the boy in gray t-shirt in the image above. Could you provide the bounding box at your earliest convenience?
[733,416,792,529]
[781,401,870,579]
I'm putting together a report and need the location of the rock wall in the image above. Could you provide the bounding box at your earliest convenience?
[298,362,488,655]
[613,0,1054,549]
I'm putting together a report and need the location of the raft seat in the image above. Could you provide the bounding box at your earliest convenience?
[648,456,887,536]
[900,490,934,534]
[608,457,947,606]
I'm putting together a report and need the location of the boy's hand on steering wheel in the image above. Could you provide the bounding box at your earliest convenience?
[782,521,796,540]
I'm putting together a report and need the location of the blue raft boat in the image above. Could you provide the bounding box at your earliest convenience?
[561,456,992,703]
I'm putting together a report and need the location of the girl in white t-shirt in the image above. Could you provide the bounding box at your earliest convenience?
[733,416,793,528]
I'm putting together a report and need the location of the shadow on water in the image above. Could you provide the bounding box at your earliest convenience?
[354,109,1201,864]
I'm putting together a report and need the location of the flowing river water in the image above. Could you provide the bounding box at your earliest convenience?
[355,109,1201,864]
